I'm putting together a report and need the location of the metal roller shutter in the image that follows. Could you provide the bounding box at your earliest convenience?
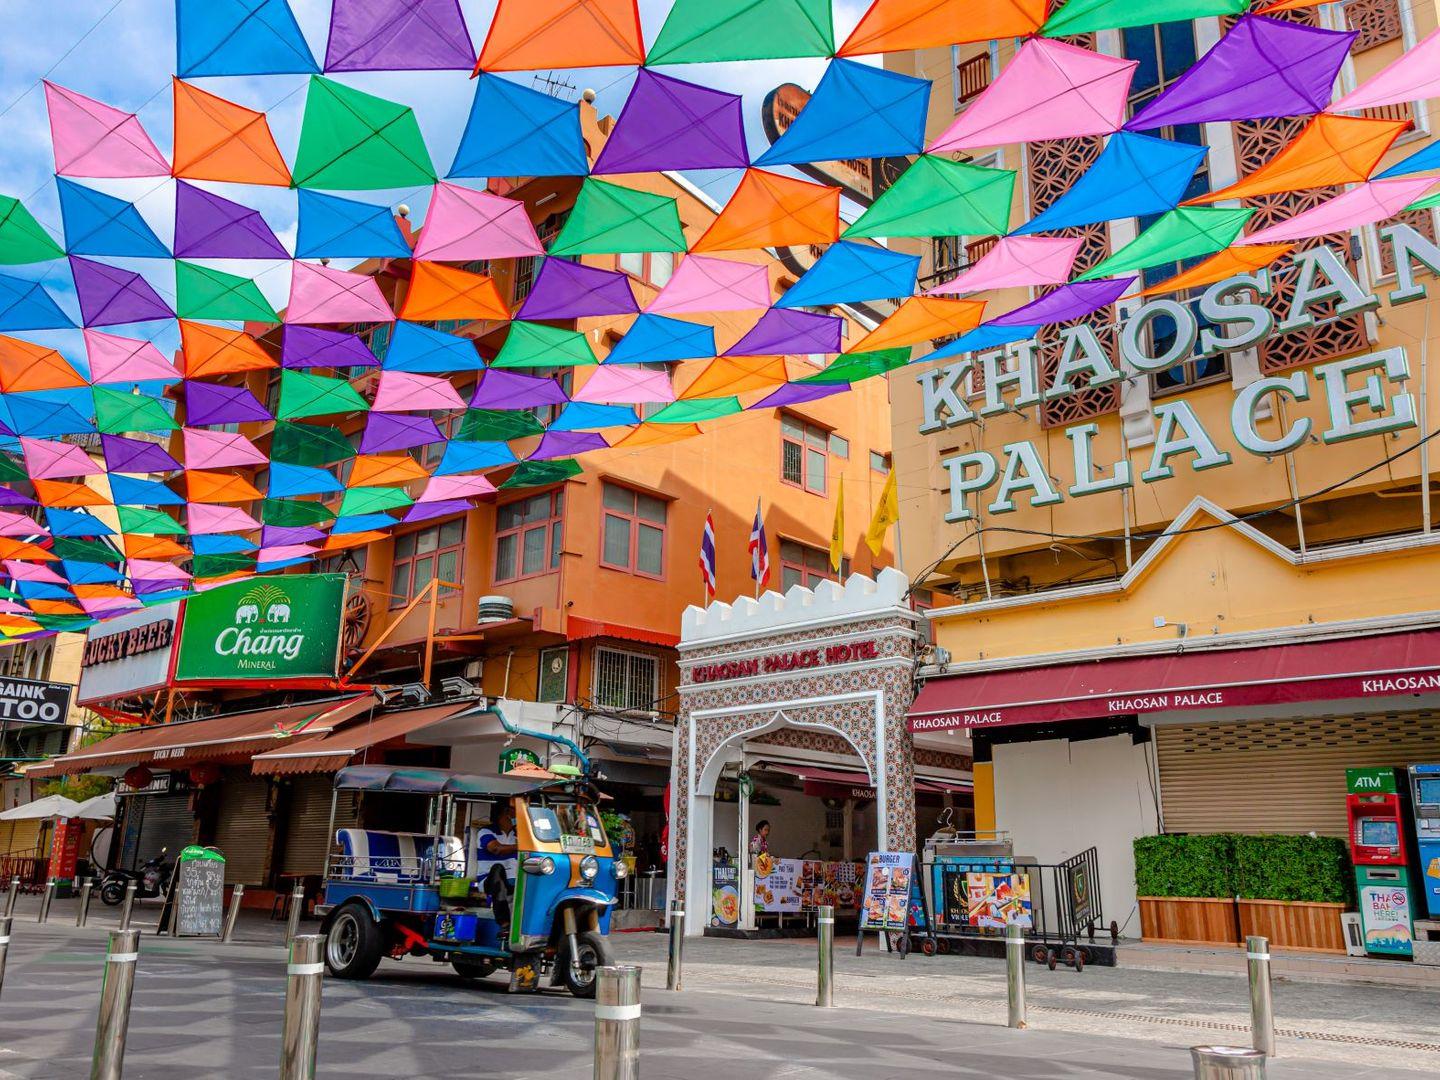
[134,794,196,864]
[1156,710,1440,836]
[281,776,357,876]
[213,778,271,886]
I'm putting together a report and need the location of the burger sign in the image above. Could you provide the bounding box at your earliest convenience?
[175,574,347,681]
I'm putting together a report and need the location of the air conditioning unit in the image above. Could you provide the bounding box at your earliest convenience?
[477,595,515,624]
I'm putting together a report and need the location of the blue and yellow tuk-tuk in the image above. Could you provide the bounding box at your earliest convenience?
[316,764,624,996]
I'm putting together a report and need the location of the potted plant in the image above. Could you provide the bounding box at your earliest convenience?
[1234,834,1352,954]
[1134,834,1241,945]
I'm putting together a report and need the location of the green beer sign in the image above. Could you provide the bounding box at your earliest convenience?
[175,574,345,681]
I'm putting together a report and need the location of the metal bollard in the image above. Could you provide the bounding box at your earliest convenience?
[1191,1045,1267,1079]
[91,928,140,1080]
[816,903,834,1008]
[118,882,137,932]
[279,935,325,1080]
[4,876,18,918]
[1246,935,1275,1057]
[77,878,94,927]
[221,884,244,943]
[1005,923,1027,1030]
[0,915,10,998]
[37,879,55,924]
[285,883,305,944]
[665,901,683,991]
[594,964,641,1080]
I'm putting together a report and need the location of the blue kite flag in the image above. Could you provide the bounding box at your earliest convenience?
[604,313,715,364]
[776,241,919,308]
[920,323,1042,363]
[267,462,343,498]
[548,402,639,431]
[16,580,77,600]
[0,275,73,331]
[382,321,484,373]
[1377,139,1440,180]
[332,513,398,534]
[449,74,588,179]
[56,179,169,259]
[295,190,410,259]
[434,440,518,475]
[64,561,124,584]
[177,0,319,77]
[256,556,312,573]
[1015,132,1207,235]
[109,475,185,506]
[191,534,256,554]
[3,390,96,436]
[757,59,929,166]
[45,508,113,537]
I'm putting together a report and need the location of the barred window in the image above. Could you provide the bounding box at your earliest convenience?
[592,647,659,712]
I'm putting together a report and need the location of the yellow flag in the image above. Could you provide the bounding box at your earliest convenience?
[865,470,899,556]
[830,478,845,572]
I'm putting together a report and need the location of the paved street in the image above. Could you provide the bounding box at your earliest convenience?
[0,908,1437,1078]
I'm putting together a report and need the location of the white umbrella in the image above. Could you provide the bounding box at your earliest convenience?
[0,794,83,820]
[74,793,117,821]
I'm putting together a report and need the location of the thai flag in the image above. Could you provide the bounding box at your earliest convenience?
[699,509,717,601]
[748,498,770,591]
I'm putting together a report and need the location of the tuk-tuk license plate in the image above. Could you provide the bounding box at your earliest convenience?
[560,836,596,854]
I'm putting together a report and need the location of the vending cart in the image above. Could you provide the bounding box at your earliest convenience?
[1346,767,1416,958]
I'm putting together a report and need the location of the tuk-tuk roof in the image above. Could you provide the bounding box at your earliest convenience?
[332,764,581,798]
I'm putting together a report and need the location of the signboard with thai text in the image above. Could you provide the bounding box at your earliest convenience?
[78,602,178,704]
[175,575,344,682]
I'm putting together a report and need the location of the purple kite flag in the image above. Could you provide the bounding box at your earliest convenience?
[262,525,326,546]
[754,382,851,409]
[516,258,639,321]
[592,69,749,174]
[184,382,273,426]
[358,412,443,454]
[469,369,570,410]
[1127,16,1355,131]
[990,277,1137,327]
[325,0,476,71]
[281,325,380,369]
[0,488,37,507]
[173,182,288,260]
[403,499,473,523]
[529,430,608,460]
[729,308,843,356]
[101,434,180,473]
[70,257,172,326]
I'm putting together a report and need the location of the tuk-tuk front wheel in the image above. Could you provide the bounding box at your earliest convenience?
[561,929,613,998]
[324,905,384,980]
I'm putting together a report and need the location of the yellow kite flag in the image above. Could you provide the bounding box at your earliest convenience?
[866,470,899,556]
[830,478,845,573]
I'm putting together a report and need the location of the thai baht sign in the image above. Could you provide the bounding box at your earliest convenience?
[175,574,346,681]
[917,226,1440,521]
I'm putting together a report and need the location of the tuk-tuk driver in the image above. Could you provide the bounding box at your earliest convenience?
[476,804,519,924]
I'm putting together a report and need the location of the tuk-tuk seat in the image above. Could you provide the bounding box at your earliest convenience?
[334,829,464,883]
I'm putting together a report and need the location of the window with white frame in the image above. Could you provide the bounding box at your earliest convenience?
[592,647,659,712]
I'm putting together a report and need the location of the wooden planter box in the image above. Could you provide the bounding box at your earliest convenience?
[1237,899,1347,954]
[1137,896,1240,946]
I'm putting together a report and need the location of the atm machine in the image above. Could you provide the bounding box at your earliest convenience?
[1408,765,1440,919]
[1346,767,1416,958]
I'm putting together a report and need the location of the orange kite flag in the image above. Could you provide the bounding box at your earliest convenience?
[679,356,789,399]
[185,470,263,504]
[611,422,704,448]
[1187,115,1410,206]
[347,453,430,487]
[1137,243,1295,298]
[693,169,841,254]
[321,530,390,552]
[28,600,84,616]
[178,321,277,378]
[0,336,86,392]
[476,0,645,73]
[123,534,191,560]
[1255,0,1322,12]
[839,0,1047,57]
[32,479,108,508]
[0,539,56,562]
[399,261,509,322]
[172,79,291,187]
[846,297,986,354]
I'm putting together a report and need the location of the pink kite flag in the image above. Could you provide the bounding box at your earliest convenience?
[926,235,1084,296]
[181,429,268,469]
[4,560,66,583]
[83,329,180,383]
[20,437,103,480]
[1332,28,1440,113]
[929,39,1136,153]
[419,474,497,502]
[286,261,394,324]
[0,511,43,537]
[413,182,544,262]
[257,544,319,563]
[372,369,466,412]
[187,503,262,534]
[1238,177,1437,246]
[44,82,169,178]
[647,255,771,314]
[81,597,141,616]
[573,365,676,405]
[127,559,192,582]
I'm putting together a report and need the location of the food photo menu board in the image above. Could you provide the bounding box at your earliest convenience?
[859,851,915,931]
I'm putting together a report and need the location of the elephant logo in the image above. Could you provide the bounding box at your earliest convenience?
[235,603,260,624]
[266,603,291,624]
[237,583,290,626]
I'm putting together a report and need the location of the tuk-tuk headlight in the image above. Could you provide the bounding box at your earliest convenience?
[523,855,555,876]
[612,860,629,880]
[579,855,599,882]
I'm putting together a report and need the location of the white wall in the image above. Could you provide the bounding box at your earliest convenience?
[992,734,1160,939]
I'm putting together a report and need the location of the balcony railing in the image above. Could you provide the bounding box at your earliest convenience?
[956,53,991,108]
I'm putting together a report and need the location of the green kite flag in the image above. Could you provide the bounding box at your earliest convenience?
[337,486,414,517]
[260,498,336,527]
[292,77,437,190]
[0,196,63,264]
[276,369,370,420]
[456,409,545,442]
[175,261,279,323]
[549,179,687,256]
[844,156,1015,240]
[118,506,188,536]
[0,455,26,483]
[491,320,599,369]
[93,387,179,434]
[647,0,834,64]
[270,420,358,467]
[802,347,910,385]
[1078,206,1255,281]
[52,536,123,564]
[1042,0,1249,38]
[501,459,583,489]
[193,554,256,578]
[648,396,743,423]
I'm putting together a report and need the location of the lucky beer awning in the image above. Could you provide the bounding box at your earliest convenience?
[250,701,476,775]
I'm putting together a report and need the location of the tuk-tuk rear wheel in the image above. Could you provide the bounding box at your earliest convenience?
[561,929,613,998]
[324,905,383,980]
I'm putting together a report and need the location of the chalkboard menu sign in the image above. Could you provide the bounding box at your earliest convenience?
[158,846,225,937]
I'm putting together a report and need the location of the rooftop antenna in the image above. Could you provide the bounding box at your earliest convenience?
[533,71,579,101]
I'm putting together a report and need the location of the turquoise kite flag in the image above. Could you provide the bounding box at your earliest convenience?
[267,462,343,498]
[0,274,73,331]
[295,190,410,258]
[332,512,398,534]
[604,314,716,364]
[1377,140,1440,180]
[382,321,485,373]
[757,59,929,165]
[449,74,588,178]
[548,403,639,431]
[776,241,919,308]
[1015,132,1207,235]
[57,179,169,259]
[192,534,256,554]
[109,475,185,506]
[919,323,1041,363]
[177,0,319,77]
[434,441,518,475]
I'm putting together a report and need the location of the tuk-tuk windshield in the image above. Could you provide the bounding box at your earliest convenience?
[527,800,605,849]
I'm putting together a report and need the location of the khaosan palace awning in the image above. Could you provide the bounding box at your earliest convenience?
[764,764,971,799]
[908,628,1440,733]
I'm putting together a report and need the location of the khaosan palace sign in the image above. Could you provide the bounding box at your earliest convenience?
[918,226,1440,520]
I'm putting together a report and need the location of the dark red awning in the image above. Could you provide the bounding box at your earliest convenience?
[908,628,1440,733]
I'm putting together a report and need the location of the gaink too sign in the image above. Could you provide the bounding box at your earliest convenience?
[175,574,346,681]
[918,227,1440,521]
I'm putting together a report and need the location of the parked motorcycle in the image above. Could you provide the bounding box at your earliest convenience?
[99,849,172,906]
